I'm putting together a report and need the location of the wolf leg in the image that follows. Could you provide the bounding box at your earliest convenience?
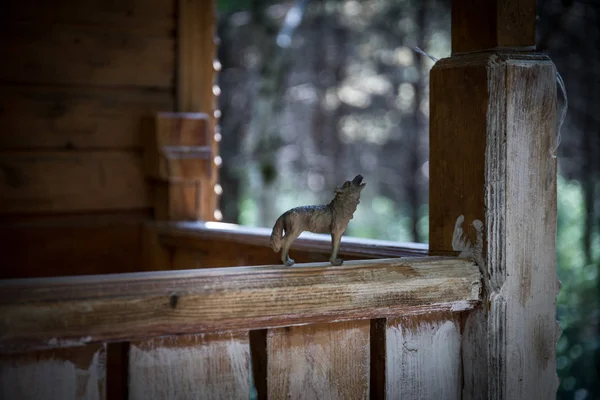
[281,229,301,266]
[329,230,343,266]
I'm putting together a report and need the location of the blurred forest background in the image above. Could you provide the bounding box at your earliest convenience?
[214,0,600,398]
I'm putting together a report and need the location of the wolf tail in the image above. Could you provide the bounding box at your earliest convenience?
[270,214,285,252]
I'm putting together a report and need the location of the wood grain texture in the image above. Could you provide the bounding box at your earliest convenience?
[267,321,370,400]
[156,220,429,258]
[386,313,462,400]
[0,85,173,150]
[145,112,212,180]
[0,344,105,400]
[0,22,174,88]
[0,151,150,214]
[0,257,481,351]
[129,333,250,400]
[451,0,536,53]
[0,213,147,279]
[0,0,175,30]
[177,0,219,221]
[429,52,559,398]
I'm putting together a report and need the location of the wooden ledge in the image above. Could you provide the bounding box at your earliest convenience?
[153,221,429,258]
[0,257,480,352]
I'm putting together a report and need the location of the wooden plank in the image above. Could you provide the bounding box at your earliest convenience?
[155,220,429,258]
[0,23,174,88]
[145,112,212,180]
[0,344,105,400]
[386,313,462,400]
[451,0,536,54]
[0,257,481,351]
[177,0,219,221]
[429,52,559,398]
[129,333,250,400]
[0,213,147,279]
[0,0,174,30]
[0,151,150,214]
[0,85,173,150]
[267,321,370,399]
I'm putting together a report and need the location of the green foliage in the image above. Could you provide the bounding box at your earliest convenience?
[556,175,600,399]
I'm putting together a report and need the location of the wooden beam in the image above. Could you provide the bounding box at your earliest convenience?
[154,220,429,258]
[0,257,481,352]
[451,0,537,54]
[176,0,219,221]
[429,52,559,398]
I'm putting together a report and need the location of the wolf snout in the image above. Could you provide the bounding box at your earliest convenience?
[352,174,363,185]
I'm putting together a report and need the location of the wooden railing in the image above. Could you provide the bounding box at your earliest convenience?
[0,257,480,399]
[148,221,430,270]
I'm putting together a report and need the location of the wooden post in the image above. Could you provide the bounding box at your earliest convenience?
[145,0,220,222]
[429,1,560,398]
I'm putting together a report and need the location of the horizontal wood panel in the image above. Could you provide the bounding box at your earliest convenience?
[0,257,481,351]
[0,85,173,150]
[129,333,250,400]
[0,0,174,29]
[267,321,370,399]
[0,344,105,400]
[0,23,174,88]
[0,213,148,279]
[155,221,429,259]
[0,151,151,214]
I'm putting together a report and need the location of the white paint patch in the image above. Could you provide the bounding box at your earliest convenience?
[129,334,250,400]
[450,300,473,312]
[47,336,93,348]
[452,215,487,284]
[0,349,103,400]
[386,319,461,399]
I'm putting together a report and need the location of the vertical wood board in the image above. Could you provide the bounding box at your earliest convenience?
[129,333,250,400]
[267,321,370,400]
[386,313,462,400]
[0,344,106,400]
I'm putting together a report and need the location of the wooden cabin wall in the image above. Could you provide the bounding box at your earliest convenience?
[0,0,177,278]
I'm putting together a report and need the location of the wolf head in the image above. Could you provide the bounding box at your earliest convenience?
[335,174,366,194]
[332,175,366,215]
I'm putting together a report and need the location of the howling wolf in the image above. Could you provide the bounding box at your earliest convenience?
[270,174,366,266]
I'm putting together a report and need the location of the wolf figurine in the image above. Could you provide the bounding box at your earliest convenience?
[270,174,366,266]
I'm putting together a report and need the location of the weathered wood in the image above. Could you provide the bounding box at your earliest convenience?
[145,113,213,220]
[177,0,219,221]
[0,344,105,400]
[0,85,173,150]
[429,52,559,398]
[129,333,250,400]
[0,151,150,214]
[267,321,370,399]
[155,220,429,258]
[451,0,536,54]
[144,112,212,180]
[0,257,481,351]
[386,312,462,399]
[1,23,174,88]
[0,0,175,30]
[0,213,147,279]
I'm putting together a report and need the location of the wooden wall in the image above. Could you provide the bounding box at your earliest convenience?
[0,0,177,278]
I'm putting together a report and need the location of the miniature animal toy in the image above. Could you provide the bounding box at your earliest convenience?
[270,174,366,266]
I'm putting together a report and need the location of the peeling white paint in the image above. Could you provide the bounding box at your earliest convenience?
[386,318,461,399]
[0,348,103,400]
[129,334,250,400]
